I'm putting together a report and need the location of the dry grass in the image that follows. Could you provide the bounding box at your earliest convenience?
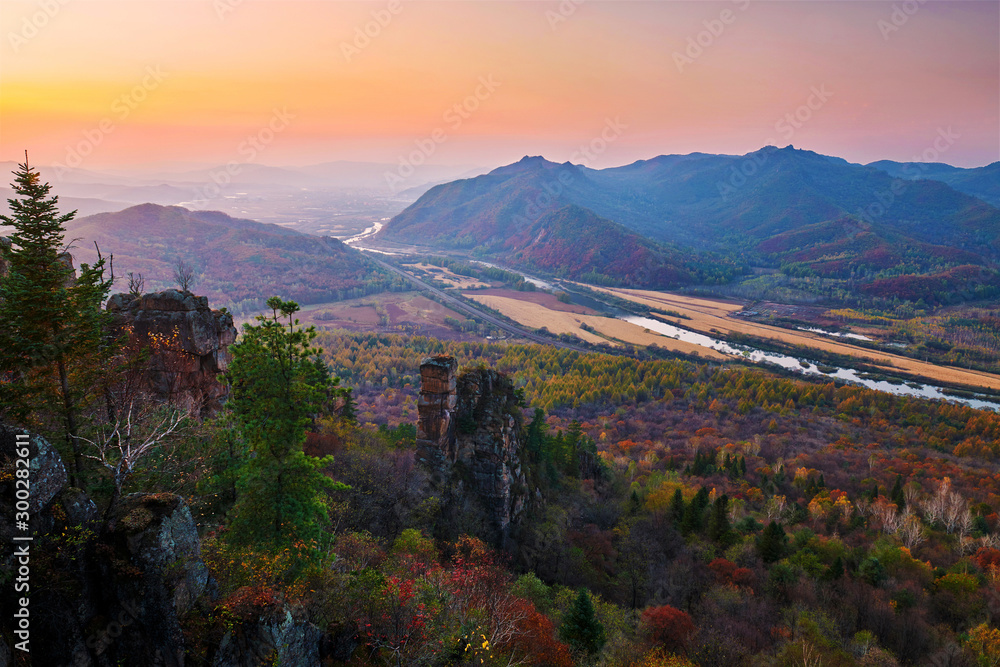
[464,293,729,359]
[591,285,1000,391]
[409,263,491,289]
[473,288,596,314]
[240,292,471,336]
[466,294,611,345]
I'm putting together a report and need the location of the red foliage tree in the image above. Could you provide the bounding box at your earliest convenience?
[511,599,574,667]
[640,605,696,653]
[708,558,753,588]
[975,548,1000,574]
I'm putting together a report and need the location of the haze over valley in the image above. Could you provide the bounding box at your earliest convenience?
[3,2,1000,666]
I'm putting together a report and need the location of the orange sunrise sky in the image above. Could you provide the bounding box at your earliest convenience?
[0,0,997,171]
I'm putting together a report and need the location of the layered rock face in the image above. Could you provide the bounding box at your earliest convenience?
[416,356,458,471]
[107,289,237,417]
[416,356,527,547]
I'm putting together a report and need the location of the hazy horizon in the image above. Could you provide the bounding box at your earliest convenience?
[2,0,997,174]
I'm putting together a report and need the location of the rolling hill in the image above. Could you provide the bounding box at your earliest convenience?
[64,204,397,313]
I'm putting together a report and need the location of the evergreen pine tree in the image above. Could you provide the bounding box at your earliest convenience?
[669,488,685,525]
[629,489,641,514]
[707,494,734,546]
[823,555,844,581]
[0,155,113,484]
[526,407,546,457]
[560,589,606,655]
[224,297,349,547]
[682,486,710,534]
[890,474,905,509]
[757,520,787,563]
[563,420,583,477]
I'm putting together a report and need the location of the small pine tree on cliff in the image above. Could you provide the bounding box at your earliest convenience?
[0,154,112,483]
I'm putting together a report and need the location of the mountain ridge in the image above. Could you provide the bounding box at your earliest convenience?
[377,146,1000,296]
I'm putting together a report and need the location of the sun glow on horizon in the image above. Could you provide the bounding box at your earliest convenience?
[1,0,997,170]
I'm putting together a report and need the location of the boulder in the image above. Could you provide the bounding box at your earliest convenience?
[213,605,322,667]
[98,492,210,665]
[104,492,209,616]
[0,423,68,542]
[107,290,237,417]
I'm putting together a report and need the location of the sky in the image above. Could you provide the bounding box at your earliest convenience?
[0,0,997,172]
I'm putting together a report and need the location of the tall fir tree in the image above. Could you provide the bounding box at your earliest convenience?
[0,155,112,484]
[757,520,788,563]
[890,474,905,510]
[560,589,606,655]
[224,297,348,547]
[669,488,686,525]
[707,494,734,546]
[681,486,710,534]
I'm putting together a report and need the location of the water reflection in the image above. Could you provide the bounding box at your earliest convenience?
[797,326,872,341]
[623,316,1000,412]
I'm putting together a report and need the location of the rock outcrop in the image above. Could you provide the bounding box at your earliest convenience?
[416,356,528,548]
[0,424,214,667]
[98,492,211,666]
[0,423,69,542]
[107,290,237,417]
[213,605,322,667]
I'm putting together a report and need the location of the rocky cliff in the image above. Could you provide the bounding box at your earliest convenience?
[416,356,528,548]
[0,423,321,667]
[107,290,237,417]
[0,423,209,666]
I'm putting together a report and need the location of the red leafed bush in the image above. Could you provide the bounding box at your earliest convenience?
[223,585,279,619]
[512,600,574,667]
[708,558,754,588]
[640,605,696,653]
[708,558,737,582]
[975,548,1000,573]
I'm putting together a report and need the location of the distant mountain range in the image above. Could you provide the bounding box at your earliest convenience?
[0,160,485,231]
[868,159,1000,208]
[378,147,1000,297]
[64,203,396,312]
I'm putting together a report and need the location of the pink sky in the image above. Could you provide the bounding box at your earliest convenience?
[1,0,997,170]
